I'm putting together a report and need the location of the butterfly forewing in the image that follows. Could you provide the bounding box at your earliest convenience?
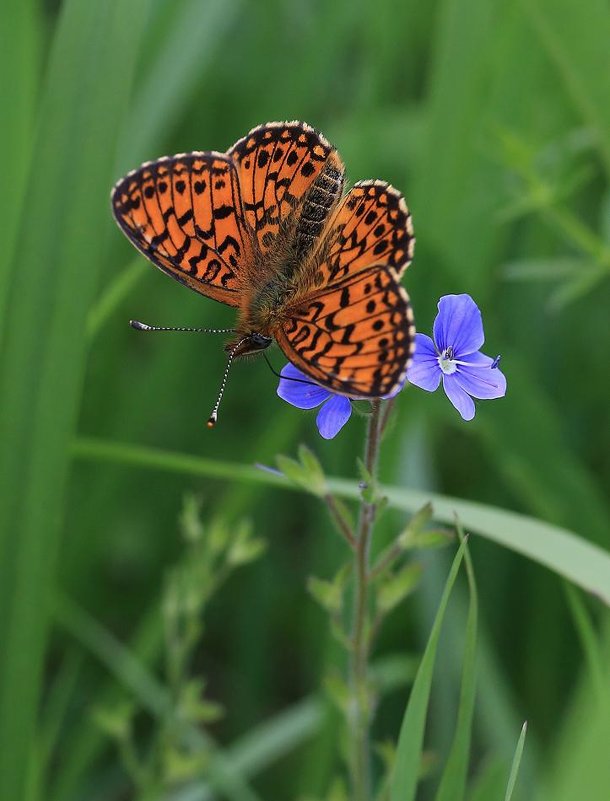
[111,153,253,307]
[276,266,414,398]
[227,122,345,255]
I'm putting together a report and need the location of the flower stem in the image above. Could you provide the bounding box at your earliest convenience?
[350,399,384,800]
[324,492,355,548]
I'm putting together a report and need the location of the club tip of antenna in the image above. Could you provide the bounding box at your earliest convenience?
[130,320,149,331]
[206,414,217,429]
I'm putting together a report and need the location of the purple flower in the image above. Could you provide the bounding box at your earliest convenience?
[277,363,405,439]
[407,294,506,421]
[277,363,353,439]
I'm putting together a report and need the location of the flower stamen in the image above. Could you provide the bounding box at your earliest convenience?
[438,346,458,375]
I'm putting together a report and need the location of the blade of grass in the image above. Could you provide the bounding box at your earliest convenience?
[0,0,39,332]
[119,0,243,170]
[72,437,610,605]
[0,3,153,799]
[435,528,478,801]
[563,584,605,699]
[86,257,147,341]
[390,538,467,801]
[38,651,83,784]
[505,722,527,801]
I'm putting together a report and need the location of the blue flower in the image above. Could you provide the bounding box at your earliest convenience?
[277,363,353,439]
[407,294,506,421]
[277,363,405,439]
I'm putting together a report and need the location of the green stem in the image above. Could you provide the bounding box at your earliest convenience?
[350,399,384,801]
[324,493,355,548]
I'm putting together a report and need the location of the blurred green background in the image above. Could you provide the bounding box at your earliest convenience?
[1,0,609,799]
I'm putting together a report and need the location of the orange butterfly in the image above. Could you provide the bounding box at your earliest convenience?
[111,121,415,425]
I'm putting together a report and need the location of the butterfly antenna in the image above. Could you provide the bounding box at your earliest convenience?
[207,339,245,428]
[130,320,236,334]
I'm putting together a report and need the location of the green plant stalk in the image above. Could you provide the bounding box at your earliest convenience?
[350,399,383,801]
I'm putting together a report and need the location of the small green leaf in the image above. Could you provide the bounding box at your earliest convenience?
[208,516,231,557]
[307,575,342,614]
[409,529,454,550]
[548,266,606,311]
[374,739,397,801]
[377,563,423,615]
[227,522,266,567]
[324,672,350,713]
[277,453,325,497]
[297,444,327,495]
[179,678,224,725]
[163,746,209,783]
[397,503,433,549]
[91,702,133,741]
[179,493,204,543]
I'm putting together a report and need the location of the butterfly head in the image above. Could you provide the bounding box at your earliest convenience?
[206,332,274,428]
[225,332,273,359]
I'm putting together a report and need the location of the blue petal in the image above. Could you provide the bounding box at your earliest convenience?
[406,334,441,392]
[455,351,507,399]
[433,294,484,357]
[316,395,352,439]
[277,362,330,409]
[442,374,475,421]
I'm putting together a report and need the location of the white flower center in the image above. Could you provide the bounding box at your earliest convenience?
[438,346,458,375]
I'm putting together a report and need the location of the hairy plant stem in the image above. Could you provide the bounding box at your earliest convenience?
[324,492,355,547]
[350,399,384,801]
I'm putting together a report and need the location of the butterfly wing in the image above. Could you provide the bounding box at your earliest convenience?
[275,181,415,397]
[111,152,254,307]
[276,266,414,398]
[227,121,345,255]
[309,180,415,290]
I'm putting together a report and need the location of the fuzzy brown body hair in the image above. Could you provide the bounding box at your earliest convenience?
[230,151,345,352]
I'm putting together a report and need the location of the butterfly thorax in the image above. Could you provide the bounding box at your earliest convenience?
[239,156,346,337]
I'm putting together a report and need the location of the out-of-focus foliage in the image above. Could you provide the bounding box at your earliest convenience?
[0,0,609,799]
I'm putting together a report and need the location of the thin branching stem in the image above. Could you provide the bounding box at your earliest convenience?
[350,398,384,801]
[324,493,356,548]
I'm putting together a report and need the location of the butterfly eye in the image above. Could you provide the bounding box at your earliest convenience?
[250,333,273,349]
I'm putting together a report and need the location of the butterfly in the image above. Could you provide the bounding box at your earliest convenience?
[111,121,415,425]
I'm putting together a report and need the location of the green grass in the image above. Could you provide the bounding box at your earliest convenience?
[0,1,609,799]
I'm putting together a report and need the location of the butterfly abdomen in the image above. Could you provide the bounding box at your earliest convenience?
[295,155,345,261]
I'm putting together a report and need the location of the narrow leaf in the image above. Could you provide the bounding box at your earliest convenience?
[72,438,610,606]
[390,539,467,801]
[435,528,478,801]
[505,722,527,801]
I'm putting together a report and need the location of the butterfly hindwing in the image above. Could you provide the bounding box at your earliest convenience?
[111,152,254,306]
[310,180,414,290]
[227,121,345,255]
[276,266,415,398]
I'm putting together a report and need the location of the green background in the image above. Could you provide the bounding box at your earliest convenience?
[0,0,609,799]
